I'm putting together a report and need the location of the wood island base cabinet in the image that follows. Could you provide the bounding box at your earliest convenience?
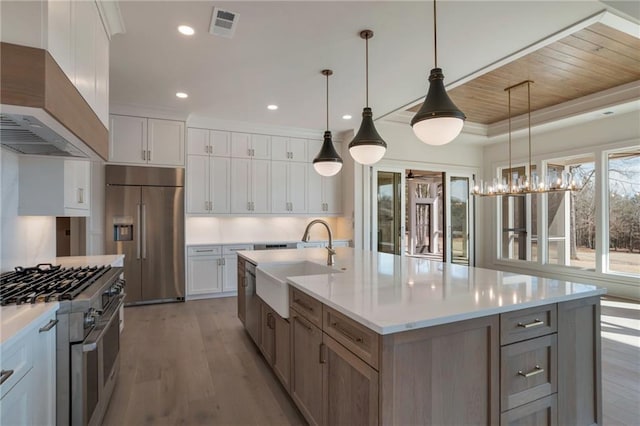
[236,262,602,426]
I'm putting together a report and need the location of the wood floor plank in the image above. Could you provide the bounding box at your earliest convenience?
[103,296,639,426]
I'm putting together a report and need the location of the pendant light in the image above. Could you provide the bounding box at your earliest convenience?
[313,69,343,177]
[411,0,466,146]
[348,30,387,165]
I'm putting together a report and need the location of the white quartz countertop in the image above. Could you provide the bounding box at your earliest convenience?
[53,254,124,268]
[239,248,606,335]
[1,302,59,346]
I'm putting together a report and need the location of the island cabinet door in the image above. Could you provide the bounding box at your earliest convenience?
[557,296,602,426]
[379,315,500,425]
[237,257,246,324]
[290,309,324,426]
[273,314,291,392]
[322,334,379,426]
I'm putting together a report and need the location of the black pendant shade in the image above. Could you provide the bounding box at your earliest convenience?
[348,29,387,165]
[313,131,343,166]
[410,68,466,126]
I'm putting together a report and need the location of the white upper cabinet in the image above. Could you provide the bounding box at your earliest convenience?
[187,128,231,157]
[47,0,73,78]
[272,161,307,214]
[307,142,342,214]
[231,158,270,214]
[272,136,307,162]
[231,133,271,159]
[73,0,97,108]
[110,115,184,166]
[186,155,210,214]
[147,119,185,166]
[19,157,90,216]
[109,115,147,164]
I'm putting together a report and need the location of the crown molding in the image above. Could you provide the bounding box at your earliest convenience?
[96,1,126,39]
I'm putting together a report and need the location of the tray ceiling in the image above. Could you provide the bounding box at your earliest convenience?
[407,23,640,125]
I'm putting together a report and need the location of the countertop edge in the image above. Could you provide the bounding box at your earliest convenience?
[0,302,59,347]
[287,280,607,335]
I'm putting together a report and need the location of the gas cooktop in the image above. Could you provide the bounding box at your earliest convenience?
[0,263,112,305]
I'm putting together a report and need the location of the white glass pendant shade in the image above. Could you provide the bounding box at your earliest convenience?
[349,144,386,165]
[412,116,464,146]
[313,161,342,177]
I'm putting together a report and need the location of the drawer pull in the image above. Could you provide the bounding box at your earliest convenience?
[331,321,363,343]
[0,369,14,385]
[517,319,544,329]
[39,319,58,332]
[294,298,314,313]
[294,315,313,333]
[518,365,545,378]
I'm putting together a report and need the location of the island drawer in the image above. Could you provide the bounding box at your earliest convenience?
[323,306,379,370]
[500,394,557,426]
[501,334,557,411]
[501,304,557,345]
[289,287,322,328]
[0,328,34,399]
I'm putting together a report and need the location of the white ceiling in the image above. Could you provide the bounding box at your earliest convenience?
[110,1,626,135]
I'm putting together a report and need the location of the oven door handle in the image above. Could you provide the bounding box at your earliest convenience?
[82,294,125,352]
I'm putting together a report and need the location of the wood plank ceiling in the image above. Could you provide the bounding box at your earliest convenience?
[408,23,640,124]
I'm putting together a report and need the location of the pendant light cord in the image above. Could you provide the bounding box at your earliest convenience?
[365,34,369,107]
[433,0,438,68]
[508,87,512,190]
[527,81,532,181]
[326,72,329,131]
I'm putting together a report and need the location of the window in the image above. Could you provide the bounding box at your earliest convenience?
[499,166,536,261]
[546,156,596,270]
[608,149,640,276]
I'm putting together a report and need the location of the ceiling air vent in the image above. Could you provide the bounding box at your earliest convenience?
[209,7,239,38]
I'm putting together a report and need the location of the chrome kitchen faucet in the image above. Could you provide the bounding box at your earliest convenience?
[301,219,335,266]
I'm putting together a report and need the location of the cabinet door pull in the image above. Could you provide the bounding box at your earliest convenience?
[221,258,226,266]
[518,365,544,378]
[294,298,314,313]
[195,249,214,253]
[517,319,544,329]
[331,321,363,343]
[294,315,312,333]
[147,150,151,161]
[142,150,146,161]
[39,319,58,333]
[319,343,327,364]
[0,369,14,385]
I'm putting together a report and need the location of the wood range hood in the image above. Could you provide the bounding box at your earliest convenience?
[0,42,108,160]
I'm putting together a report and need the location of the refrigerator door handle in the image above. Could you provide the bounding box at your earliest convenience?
[141,204,147,259]
[136,204,142,259]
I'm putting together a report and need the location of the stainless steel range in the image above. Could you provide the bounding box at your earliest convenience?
[0,263,125,426]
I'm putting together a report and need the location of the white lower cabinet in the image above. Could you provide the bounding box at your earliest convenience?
[0,310,57,426]
[187,245,253,298]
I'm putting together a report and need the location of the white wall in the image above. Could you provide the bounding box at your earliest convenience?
[479,110,640,299]
[1,148,56,272]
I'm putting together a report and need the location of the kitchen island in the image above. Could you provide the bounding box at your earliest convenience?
[237,247,605,425]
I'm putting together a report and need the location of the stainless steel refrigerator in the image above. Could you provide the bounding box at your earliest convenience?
[105,165,185,304]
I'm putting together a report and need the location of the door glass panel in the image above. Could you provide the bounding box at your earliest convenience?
[450,176,470,265]
[377,172,401,255]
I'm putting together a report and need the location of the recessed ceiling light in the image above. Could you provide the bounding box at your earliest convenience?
[176,92,188,99]
[342,115,352,120]
[267,104,278,110]
[178,25,195,36]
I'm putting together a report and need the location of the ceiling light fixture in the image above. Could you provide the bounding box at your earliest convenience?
[411,0,466,146]
[178,25,195,36]
[267,104,278,110]
[348,29,387,165]
[473,80,577,197]
[176,92,189,99]
[313,69,343,177]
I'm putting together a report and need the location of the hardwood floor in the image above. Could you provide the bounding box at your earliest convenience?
[102,297,305,426]
[103,296,639,426]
